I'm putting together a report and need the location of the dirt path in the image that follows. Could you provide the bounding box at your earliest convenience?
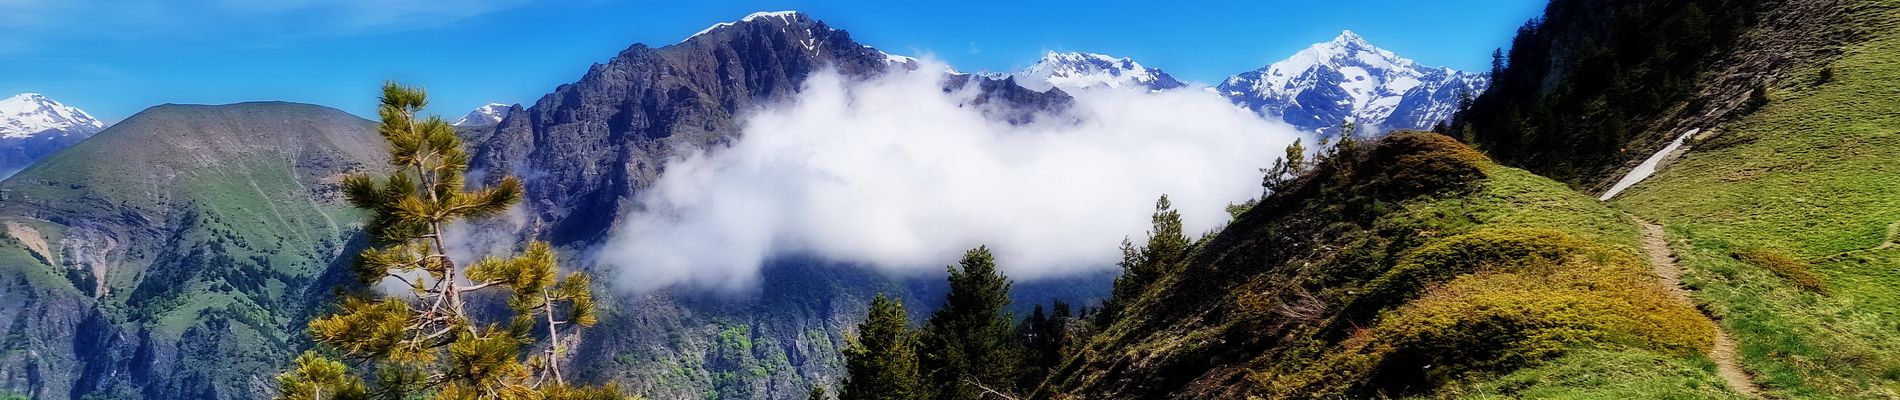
[1638,220,1764,398]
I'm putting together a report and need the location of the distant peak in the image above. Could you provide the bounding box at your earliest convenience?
[682,10,810,43]
[1015,51,1179,92]
[1041,51,1124,64]
[1329,30,1372,48]
[453,103,514,126]
[0,92,106,138]
[740,10,801,22]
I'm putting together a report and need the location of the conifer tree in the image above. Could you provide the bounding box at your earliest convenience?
[920,247,1022,400]
[1261,139,1308,194]
[1098,196,1192,325]
[1143,196,1191,267]
[840,294,923,400]
[278,82,619,400]
[1490,48,1507,77]
[807,387,830,400]
[279,351,368,400]
[1333,121,1362,158]
[1018,299,1074,389]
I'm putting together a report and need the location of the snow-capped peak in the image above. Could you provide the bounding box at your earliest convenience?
[1013,51,1185,92]
[452,103,512,126]
[682,10,804,43]
[1331,30,1371,47]
[0,93,106,139]
[1218,31,1488,135]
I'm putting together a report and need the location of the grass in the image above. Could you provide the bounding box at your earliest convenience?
[1271,167,1726,398]
[1049,134,1737,398]
[1611,2,1900,397]
[1443,348,1736,400]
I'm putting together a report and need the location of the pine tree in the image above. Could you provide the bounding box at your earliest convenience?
[279,351,368,400]
[1490,48,1507,77]
[920,247,1022,400]
[1143,196,1190,269]
[1333,121,1362,158]
[1049,301,1076,357]
[1098,195,1194,326]
[278,82,618,400]
[1260,139,1308,194]
[1097,238,1143,327]
[841,294,924,400]
[1019,299,1075,389]
[807,387,830,400]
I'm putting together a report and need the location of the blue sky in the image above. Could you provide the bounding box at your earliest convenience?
[0,0,1546,122]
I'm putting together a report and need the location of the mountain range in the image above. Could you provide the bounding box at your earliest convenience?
[448,30,1487,140]
[9,1,1882,398]
[0,12,1480,400]
[999,31,1489,135]
[0,10,1085,400]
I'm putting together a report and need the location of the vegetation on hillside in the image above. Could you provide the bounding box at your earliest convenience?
[0,101,385,399]
[1609,1,1900,396]
[277,83,618,399]
[1037,132,1737,398]
[1098,196,1193,327]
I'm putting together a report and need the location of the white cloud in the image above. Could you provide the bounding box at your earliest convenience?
[595,60,1311,294]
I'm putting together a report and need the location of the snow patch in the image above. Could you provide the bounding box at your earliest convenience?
[681,10,803,43]
[452,103,513,126]
[1600,129,1699,201]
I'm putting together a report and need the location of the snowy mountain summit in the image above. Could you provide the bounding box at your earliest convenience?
[1219,31,1488,135]
[1014,51,1186,92]
[0,93,106,138]
[452,103,513,126]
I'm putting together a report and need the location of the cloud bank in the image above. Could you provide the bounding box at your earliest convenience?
[596,61,1310,294]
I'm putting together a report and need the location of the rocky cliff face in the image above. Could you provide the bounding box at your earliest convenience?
[475,11,889,245]
[467,11,1082,398]
[476,12,1070,246]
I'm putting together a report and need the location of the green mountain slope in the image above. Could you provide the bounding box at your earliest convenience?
[1610,2,1900,397]
[1040,133,1739,398]
[1443,0,1900,396]
[0,102,383,399]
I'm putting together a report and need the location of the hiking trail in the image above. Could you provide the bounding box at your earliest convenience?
[1638,219,1765,398]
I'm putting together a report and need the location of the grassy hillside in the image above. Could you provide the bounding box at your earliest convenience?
[1041,132,1740,399]
[1611,1,1900,397]
[0,102,383,399]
